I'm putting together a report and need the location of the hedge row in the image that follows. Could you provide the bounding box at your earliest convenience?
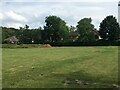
[48,40,120,46]
[2,40,120,48]
[2,44,52,48]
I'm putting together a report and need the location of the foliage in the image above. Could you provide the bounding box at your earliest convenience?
[99,15,120,41]
[44,16,69,43]
[77,18,96,42]
[18,25,42,44]
[31,28,42,44]
[19,26,33,44]
[2,27,18,43]
[2,44,52,48]
[1,15,120,46]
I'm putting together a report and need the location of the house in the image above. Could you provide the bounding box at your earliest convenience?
[4,36,18,44]
[69,31,80,42]
[92,29,102,40]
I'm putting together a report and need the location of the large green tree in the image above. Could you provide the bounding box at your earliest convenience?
[19,25,33,44]
[99,15,120,41]
[44,15,69,43]
[76,18,96,42]
[31,27,42,44]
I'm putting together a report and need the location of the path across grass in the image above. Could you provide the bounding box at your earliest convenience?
[2,46,118,88]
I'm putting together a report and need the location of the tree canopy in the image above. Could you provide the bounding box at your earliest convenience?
[1,15,120,45]
[77,18,96,42]
[44,16,69,43]
[99,15,120,41]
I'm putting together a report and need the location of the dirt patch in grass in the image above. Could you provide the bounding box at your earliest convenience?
[40,44,52,48]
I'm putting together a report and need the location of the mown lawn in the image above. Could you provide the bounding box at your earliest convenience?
[0,48,2,88]
[2,46,118,88]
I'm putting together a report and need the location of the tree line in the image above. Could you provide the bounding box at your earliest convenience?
[2,15,120,46]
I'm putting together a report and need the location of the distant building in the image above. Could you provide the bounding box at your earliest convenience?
[4,36,18,44]
[92,29,102,40]
[69,31,80,42]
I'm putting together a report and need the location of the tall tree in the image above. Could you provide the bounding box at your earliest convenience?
[31,27,42,44]
[44,15,69,43]
[99,15,120,41]
[19,25,33,44]
[77,18,96,42]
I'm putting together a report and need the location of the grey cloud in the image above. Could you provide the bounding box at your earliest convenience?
[0,1,118,29]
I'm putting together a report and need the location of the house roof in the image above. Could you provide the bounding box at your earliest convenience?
[92,29,100,36]
[5,36,18,42]
[69,31,79,37]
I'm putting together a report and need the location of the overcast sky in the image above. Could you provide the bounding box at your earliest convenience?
[0,0,119,29]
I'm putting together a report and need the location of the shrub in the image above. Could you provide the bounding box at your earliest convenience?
[2,44,53,48]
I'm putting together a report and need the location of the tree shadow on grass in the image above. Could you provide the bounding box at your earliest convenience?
[52,70,118,88]
[2,56,118,88]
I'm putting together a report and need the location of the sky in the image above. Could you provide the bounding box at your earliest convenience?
[0,0,119,29]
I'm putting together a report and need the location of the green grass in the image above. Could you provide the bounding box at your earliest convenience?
[2,46,118,88]
[0,48,2,89]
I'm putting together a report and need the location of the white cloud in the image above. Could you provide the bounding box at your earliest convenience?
[6,23,24,29]
[0,1,118,29]
[5,11,27,22]
[0,13,4,20]
[1,0,119,2]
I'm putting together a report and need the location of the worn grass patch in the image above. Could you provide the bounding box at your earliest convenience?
[2,46,118,88]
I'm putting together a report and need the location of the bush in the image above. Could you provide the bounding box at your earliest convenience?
[2,40,120,48]
[2,44,53,48]
[2,44,42,48]
[2,44,18,48]
[48,40,120,46]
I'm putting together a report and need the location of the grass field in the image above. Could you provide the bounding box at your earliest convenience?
[0,48,2,89]
[2,46,118,88]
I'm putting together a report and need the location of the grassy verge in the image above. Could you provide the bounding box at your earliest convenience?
[2,46,118,88]
[2,44,52,48]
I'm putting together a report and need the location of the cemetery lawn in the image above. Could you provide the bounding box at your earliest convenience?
[2,46,118,88]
